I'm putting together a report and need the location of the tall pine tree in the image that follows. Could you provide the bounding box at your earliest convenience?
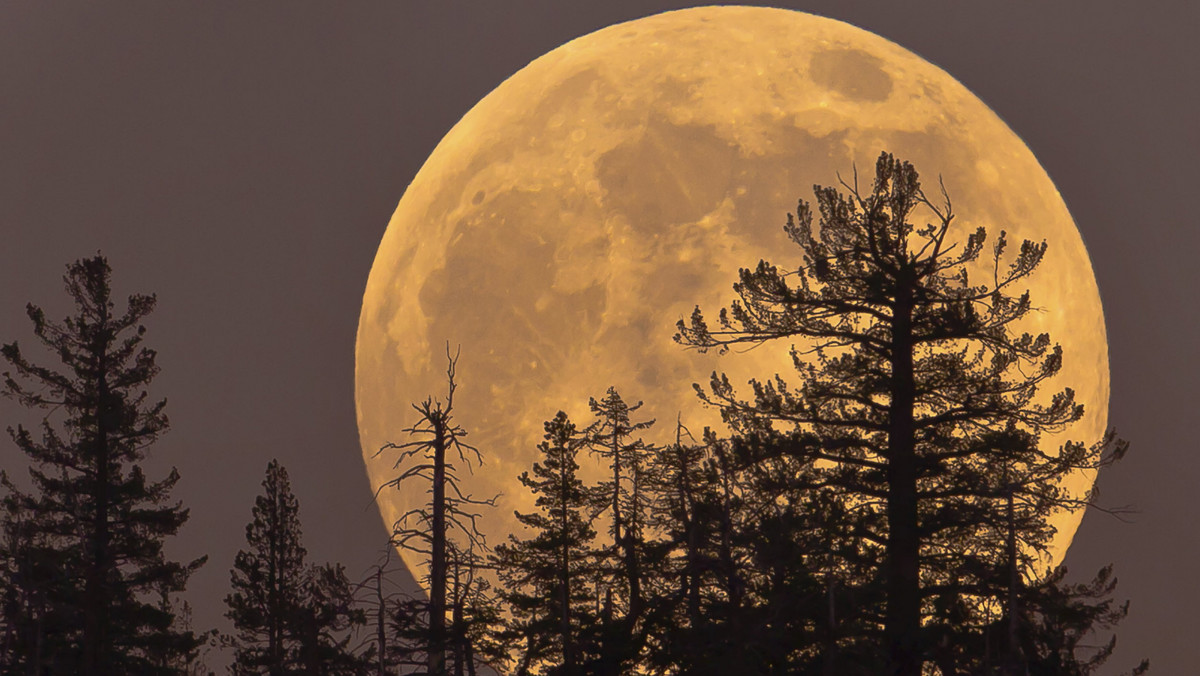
[225,459,364,675]
[581,388,655,672]
[493,411,598,675]
[225,459,309,674]
[677,154,1136,674]
[0,255,205,674]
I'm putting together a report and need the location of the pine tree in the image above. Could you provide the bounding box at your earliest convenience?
[493,411,598,675]
[146,587,212,674]
[294,563,366,676]
[580,388,655,671]
[1018,566,1149,676]
[0,492,74,673]
[650,429,883,674]
[384,595,438,673]
[445,542,504,676]
[640,421,710,673]
[225,460,309,674]
[677,154,1133,674]
[225,460,364,675]
[0,255,206,674]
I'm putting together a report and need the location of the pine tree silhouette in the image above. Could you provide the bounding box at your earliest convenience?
[493,411,598,675]
[0,255,205,674]
[225,460,365,674]
[677,153,1140,674]
[581,388,655,672]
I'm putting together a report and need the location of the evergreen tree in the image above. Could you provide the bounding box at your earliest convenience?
[677,154,1134,674]
[226,460,309,674]
[648,429,883,675]
[640,421,710,673]
[379,595,428,673]
[294,563,367,676]
[493,411,598,675]
[0,492,74,673]
[225,460,364,675]
[146,587,212,675]
[580,388,656,672]
[1017,566,1148,676]
[445,542,504,676]
[0,255,205,674]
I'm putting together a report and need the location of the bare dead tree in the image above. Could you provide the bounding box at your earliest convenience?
[374,347,495,676]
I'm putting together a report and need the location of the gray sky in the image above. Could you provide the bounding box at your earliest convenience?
[0,2,1192,672]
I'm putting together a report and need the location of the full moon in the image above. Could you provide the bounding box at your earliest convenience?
[356,7,1108,582]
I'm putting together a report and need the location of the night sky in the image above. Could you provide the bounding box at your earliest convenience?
[0,2,1193,672]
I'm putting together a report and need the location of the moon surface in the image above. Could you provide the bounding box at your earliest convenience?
[356,6,1108,582]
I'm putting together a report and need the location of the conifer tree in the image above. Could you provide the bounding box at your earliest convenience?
[381,596,430,673]
[677,153,1133,674]
[225,460,364,675]
[445,542,504,676]
[639,423,765,674]
[294,563,366,675]
[0,255,205,674]
[225,460,309,674]
[695,436,753,671]
[580,388,655,671]
[0,493,73,673]
[641,421,710,672]
[493,411,598,675]
[1017,565,1148,675]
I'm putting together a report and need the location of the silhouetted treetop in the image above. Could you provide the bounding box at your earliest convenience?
[676,152,1136,675]
[0,254,205,674]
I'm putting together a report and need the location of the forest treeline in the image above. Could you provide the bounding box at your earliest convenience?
[0,154,1148,675]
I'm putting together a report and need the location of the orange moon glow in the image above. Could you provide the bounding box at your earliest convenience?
[356,6,1108,582]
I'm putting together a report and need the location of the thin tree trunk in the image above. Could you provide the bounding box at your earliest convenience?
[84,339,111,676]
[269,489,284,676]
[1005,490,1024,675]
[429,420,448,676]
[677,440,701,630]
[685,512,701,630]
[823,578,838,676]
[610,434,623,565]
[466,638,477,676]
[559,465,575,675]
[376,567,386,676]
[715,445,741,612]
[601,587,614,672]
[626,451,642,624]
[607,430,630,667]
[517,632,533,676]
[452,591,464,676]
[886,279,922,676]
